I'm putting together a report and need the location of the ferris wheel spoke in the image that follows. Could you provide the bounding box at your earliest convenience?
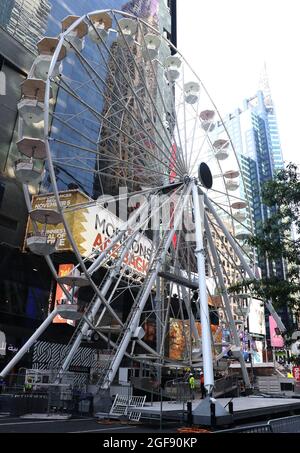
[50,112,99,146]
[204,213,250,384]
[71,40,169,162]
[111,14,186,176]
[158,79,188,175]
[207,196,253,238]
[135,19,188,175]
[86,15,186,178]
[59,74,184,184]
[96,143,174,180]
[206,214,252,279]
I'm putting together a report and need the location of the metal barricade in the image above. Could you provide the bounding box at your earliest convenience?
[268,415,300,433]
[216,424,272,433]
[213,376,239,397]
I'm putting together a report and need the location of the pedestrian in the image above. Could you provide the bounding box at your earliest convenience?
[200,372,206,399]
[188,373,195,399]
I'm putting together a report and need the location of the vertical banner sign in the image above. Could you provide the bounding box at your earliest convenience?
[53,264,78,325]
[269,315,284,347]
[292,366,300,382]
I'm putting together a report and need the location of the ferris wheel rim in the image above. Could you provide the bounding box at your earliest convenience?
[43,8,252,216]
[17,9,258,387]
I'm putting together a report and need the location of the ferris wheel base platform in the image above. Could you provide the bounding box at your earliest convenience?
[136,397,300,427]
[192,396,233,426]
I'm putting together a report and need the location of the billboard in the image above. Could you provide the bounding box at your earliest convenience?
[24,190,152,279]
[24,190,90,253]
[80,204,152,277]
[269,315,284,347]
[248,299,266,336]
[53,264,78,325]
[169,319,222,360]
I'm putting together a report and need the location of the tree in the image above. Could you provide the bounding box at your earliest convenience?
[230,163,300,327]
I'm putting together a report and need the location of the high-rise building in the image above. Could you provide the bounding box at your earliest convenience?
[216,68,289,328]
[0,0,51,54]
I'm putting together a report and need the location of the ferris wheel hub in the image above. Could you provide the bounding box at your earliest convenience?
[183,174,191,184]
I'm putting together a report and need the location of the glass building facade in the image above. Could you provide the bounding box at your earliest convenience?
[0,0,51,54]
[216,78,289,327]
[41,0,174,198]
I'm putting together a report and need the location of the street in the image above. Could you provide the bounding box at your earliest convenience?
[0,415,179,433]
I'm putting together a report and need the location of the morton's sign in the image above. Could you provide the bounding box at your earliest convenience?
[24,190,151,278]
[80,205,152,277]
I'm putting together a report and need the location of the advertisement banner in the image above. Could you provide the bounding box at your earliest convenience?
[251,339,263,364]
[269,315,284,347]
[24,190,90,253]
[80,205,152,277]
[169,319,222,360]
[248,299,266,336]
[53,264,78,325]
[292,366,300,382]
[24,190,152,279]
[0,331,6,356]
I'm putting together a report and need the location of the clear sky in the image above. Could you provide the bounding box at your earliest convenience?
[177,0,300,166]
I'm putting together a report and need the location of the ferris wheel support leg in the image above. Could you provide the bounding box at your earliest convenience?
[57,271,119,380]
[153,227,164,382]
[204,194,286,335]
[0,309,58,379]
[192,182,214,395]
[204,214,251,388]
[57,226,148,378]
[102,184,193,389]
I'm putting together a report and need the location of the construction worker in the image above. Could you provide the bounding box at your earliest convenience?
[24,377,33,393]
[200,372,206,399]
[188,373,195,399]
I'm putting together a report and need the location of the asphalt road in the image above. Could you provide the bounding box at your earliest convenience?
[0,416,179,433]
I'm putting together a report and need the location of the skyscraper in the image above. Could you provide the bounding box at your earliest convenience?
[216,68,288,326]
[0,0,51,54]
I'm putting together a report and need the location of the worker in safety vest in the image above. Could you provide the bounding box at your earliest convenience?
[24,378,33,392]
[188,373,195,399]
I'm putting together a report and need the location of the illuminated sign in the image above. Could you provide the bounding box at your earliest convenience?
[248,299,266,336]
[269,315,284,347]
[52,263,78,325]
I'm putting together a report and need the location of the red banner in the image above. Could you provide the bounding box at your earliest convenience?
[53,264,77,325]
[293,366,300,382]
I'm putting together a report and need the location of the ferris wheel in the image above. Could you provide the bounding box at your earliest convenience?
[2,10,286,396]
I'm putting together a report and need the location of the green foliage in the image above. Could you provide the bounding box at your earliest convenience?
[230,163,300,315]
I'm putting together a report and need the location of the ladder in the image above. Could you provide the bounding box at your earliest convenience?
[109,394,146,421]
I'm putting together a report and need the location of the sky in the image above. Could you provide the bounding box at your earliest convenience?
[177,0,300,166]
